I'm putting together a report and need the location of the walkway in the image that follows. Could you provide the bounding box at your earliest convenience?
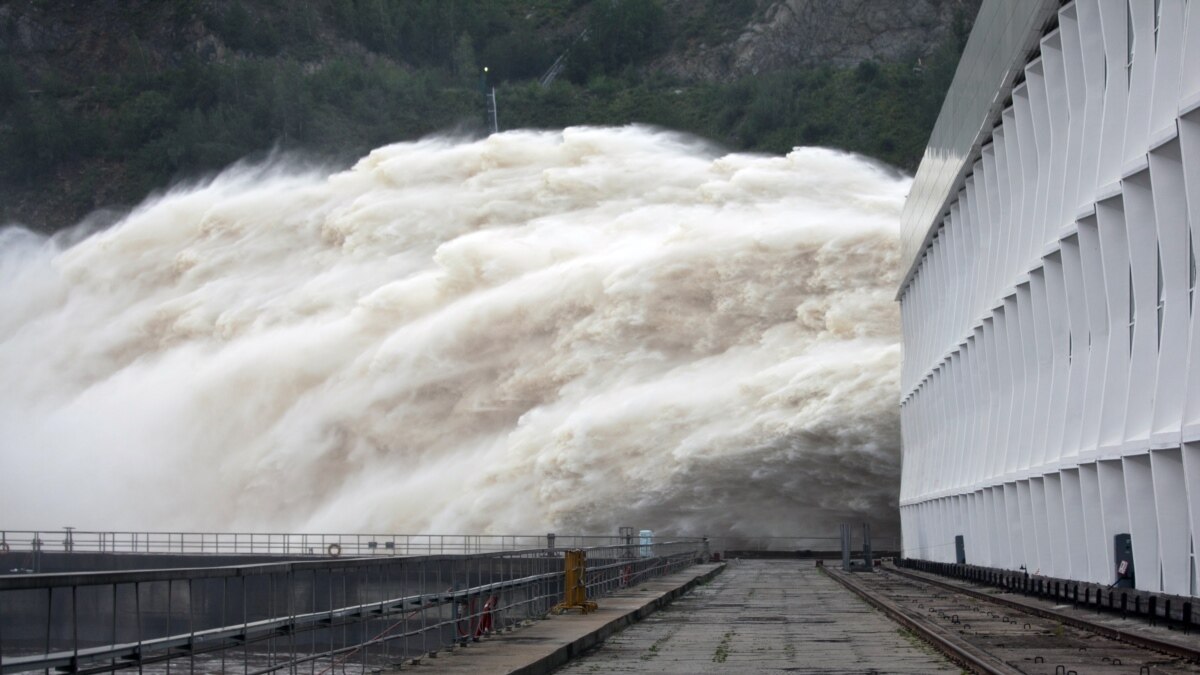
[556,559,956,674]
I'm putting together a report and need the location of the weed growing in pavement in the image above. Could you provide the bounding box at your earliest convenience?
[712,631,734,663]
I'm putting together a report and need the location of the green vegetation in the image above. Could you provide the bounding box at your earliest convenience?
[712,630,734,662]
[0,0,970,230]
[639,631,675,660]
[565,0,667,82]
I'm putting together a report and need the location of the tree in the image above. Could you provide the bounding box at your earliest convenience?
[569,0,666,81]
[451,33,477,80]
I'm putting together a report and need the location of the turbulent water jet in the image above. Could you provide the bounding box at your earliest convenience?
[0,126,908,541]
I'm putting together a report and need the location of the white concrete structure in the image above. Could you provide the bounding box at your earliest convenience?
[899,0,1200,596]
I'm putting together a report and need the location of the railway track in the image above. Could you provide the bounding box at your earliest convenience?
[824,564,1200,675]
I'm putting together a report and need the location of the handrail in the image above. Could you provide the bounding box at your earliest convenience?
[0,540,703,590]
[0,540,706,675]
[0,529,702,557]
[0,568,569,673]
[0,529,894,557]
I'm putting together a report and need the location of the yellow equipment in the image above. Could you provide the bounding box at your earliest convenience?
[552,549,598,614]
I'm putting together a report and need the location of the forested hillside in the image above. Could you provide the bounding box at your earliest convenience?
[0,0,975,231]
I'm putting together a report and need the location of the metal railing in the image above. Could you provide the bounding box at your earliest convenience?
[0,530,656,558]
[705,535,900,554]
[0,538,706,674]
[0,530,891,559]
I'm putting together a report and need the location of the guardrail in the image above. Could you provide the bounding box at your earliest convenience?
[704,535,900,554]
[0,539,706,674]
[0,530,897,558]
[0,530,651,558]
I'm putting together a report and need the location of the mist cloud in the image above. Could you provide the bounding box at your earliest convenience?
[0,126,908,541]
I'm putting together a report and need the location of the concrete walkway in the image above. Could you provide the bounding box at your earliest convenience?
[403,563,724,674]
[556,559,957,674]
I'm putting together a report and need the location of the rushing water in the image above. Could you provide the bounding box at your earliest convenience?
[0,126,909,540]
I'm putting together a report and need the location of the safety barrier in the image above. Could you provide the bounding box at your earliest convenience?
[0,530,894,560]
[0,529,656,558]
[0,538,705,674]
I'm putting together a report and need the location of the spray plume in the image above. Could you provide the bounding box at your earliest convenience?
[0,126,908,541]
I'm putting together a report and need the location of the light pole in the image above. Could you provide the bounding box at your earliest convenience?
[480,66,498,134]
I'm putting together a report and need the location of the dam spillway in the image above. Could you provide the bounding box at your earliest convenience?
[0,127,908,540]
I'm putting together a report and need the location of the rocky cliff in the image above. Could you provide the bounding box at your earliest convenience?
[657,0,977,80]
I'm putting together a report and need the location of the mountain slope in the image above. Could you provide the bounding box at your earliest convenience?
[0,0,976,231]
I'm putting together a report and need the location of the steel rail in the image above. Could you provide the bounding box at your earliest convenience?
[885,564,1200,664]
[820,566,1020,675]
[0,548,557,590]
[0,542,703,591]
[0,530,708,557]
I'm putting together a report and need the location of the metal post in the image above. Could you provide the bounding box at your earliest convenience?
[619,526,634,559]
[480,68,499,134]
[840,524,851,571]
[487,87,499,134]
[862,522,873,568]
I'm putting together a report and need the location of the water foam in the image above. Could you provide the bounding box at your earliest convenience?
[0,126,908,540]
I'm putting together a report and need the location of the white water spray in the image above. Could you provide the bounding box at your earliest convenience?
[0,126,908,540]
